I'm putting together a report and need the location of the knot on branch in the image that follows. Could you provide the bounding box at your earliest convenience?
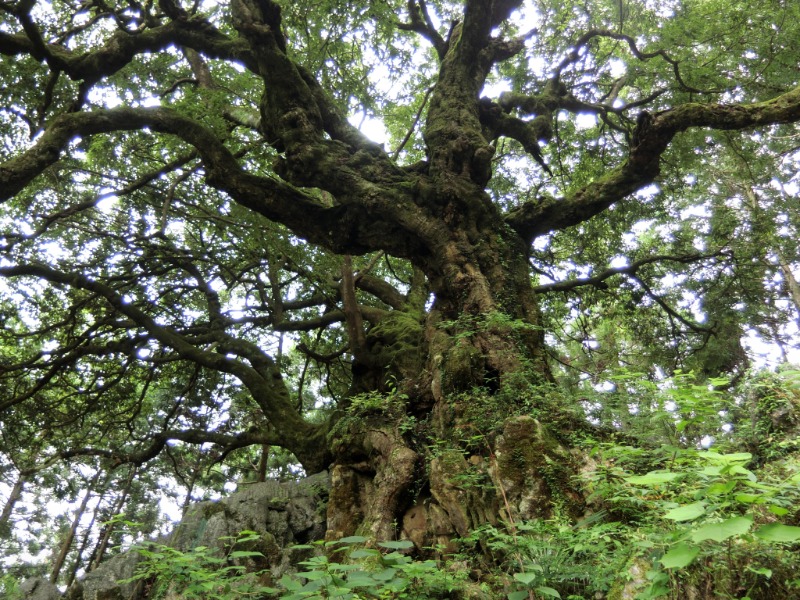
[158,0,188,20]
[490,0,524,27]
[631,110,653,149]
[480,97,552,175]
[230,0,287,52]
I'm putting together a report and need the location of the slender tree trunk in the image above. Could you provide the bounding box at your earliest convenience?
[50,471,100,583]
[736,161,800,330]
[778,261,800,323]
[179,460,206,518]
[65,488,105,590]
[0,472,25,536]
[256,445,270,483]
[89,466,136,571]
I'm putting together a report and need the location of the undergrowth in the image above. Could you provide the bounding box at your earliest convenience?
[113,369,800,599]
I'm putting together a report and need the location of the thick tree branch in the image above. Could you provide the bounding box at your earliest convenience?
[397,0,447,60]
[341,255,371,364]
[506,85,800,241]
[0,17,255,83]
[0,106,433,258]
[271,307,389,333]
[632,275,713,334]
[354,275,408,311]
[480,98,553,174]
[553,29,717,94]
[53,427,284,468]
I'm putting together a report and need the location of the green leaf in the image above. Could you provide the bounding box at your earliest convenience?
[337,536,368,544]
[513,572,539,585]
[381,552,411,567]
[753,523,800,542]
[734,493,763,504]
[660,543,700,569]
[699,451,752,464]
[299,570,329,581]
[702,465,723,476]
[256,586,281,594]
[748,567,772,578]
[705,481,736,495]
[508,592,528,600]
[769,506,789,516]
[349,549,380,559]
[626,471,680,485]
[328,563,359,572]
[372,568,398,581]
[663,502,706,521]
[730,465,757,481]
[228,550,264,558]
[742,480,778,492]
[328,585,355,597]
[535,586,562,598]
[690,516,752,543]
[279,574,302,591]
[378,540,414,549]
[236,532,262,543]
[725,453,754,463]
[698,451,724,461]
[346,571,376,586]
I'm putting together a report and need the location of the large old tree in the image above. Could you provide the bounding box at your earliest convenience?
[2,0,800,590]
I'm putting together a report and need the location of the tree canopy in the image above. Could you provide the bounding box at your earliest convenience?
[1,0,800,596]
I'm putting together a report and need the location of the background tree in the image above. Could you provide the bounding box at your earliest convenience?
[1,0,800,592]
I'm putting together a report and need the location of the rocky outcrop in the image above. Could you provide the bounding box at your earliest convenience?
[19,579,62,600]
[168,471,329,578]
[65,550,144,600]
[22,472,329,600]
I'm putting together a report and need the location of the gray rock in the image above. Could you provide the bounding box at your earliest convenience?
[19,578,62,600]
[52,471,329,600]
[77,551,143,600]
[171,471,329,581]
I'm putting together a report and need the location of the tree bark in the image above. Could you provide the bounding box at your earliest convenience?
[0,472,25,537]
[324,184,585,547]
[89,466,136,571]
[50,471,100,584]
[64,490,104,590]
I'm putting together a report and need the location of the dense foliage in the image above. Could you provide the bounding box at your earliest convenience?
[1,0,800,597]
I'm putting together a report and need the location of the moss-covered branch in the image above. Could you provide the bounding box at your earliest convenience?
[506,85,800,241]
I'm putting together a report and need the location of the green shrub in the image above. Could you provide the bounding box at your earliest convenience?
[120,530,277,599]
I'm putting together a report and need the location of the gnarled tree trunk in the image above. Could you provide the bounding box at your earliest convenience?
[324,186,584,547]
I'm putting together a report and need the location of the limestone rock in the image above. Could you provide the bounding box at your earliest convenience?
[171,471,329,579]
[23,471,329,600]
[19,578,62,600]
[75,551,142,600]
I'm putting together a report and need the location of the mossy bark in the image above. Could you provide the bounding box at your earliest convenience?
[231,0,587,544]
[324,215,585,552]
